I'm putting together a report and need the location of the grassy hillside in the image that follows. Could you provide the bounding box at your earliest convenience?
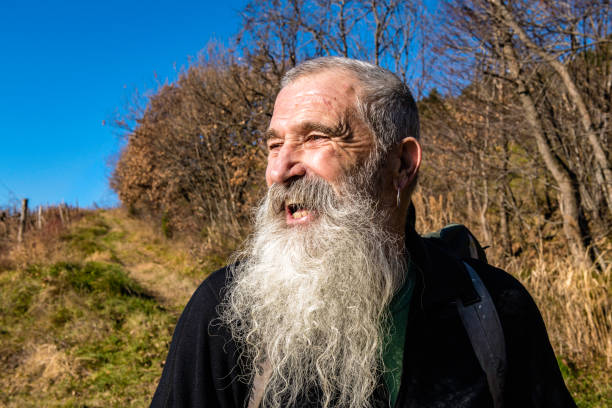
[0,209,217,407]
[0,209,609,406]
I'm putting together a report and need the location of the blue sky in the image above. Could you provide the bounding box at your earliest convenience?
[0,0,246,208]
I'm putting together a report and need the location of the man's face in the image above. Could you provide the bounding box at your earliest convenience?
[265,70,375,226]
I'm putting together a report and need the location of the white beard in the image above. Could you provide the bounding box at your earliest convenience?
[219,176,407,408]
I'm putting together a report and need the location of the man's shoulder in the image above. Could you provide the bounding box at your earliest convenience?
[410,243,575,407]
[151,264,248,407]
[418,232,537,315]
[466,259,540,319]
[178,265,233,324]
[200,264,233,299]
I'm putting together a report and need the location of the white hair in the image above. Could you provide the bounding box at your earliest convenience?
[219,175,407,408]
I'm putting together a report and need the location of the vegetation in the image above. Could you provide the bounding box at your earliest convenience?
[108,4,611,402]
[0,208,213,407]
[0,0,609,406]
[0,205,609,406]
[112,0,610,267]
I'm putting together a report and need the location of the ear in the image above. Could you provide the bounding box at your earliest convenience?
[393,137,422,191]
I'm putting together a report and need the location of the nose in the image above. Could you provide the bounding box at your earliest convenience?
[266,142,306,186]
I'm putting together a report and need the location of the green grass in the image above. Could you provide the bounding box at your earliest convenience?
[559,358,611,408]
[0,260,175,407]
[0,211,180,407]
[61,218,111,255]
[0,209,608,406]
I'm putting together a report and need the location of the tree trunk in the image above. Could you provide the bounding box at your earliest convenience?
[488,0,612,212]
[498,186,511,256]
[478,178,492,245]
[500,34,594,266]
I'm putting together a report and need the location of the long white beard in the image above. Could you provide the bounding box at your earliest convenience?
[219,176,407,408]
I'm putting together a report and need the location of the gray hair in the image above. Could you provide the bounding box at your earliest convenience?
[281,57,420,156]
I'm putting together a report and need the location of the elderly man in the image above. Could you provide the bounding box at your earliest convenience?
[151,57,575,408]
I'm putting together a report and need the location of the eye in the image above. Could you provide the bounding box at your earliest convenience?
[267,140,283,151]
[308,134,329,142]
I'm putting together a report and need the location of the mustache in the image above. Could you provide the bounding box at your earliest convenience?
[266,177,341,214]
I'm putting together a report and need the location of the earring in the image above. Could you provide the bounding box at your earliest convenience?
[396,188,401,208]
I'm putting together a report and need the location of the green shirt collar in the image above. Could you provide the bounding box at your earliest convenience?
[382,259,416,407]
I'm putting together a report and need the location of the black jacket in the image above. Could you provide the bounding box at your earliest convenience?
[151,227,576,407]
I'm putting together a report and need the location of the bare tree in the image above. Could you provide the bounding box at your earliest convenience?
[112,0,609,270]
[113,0,434,248]
[485,0,612,212]
[239,0,431,94]
[436,0,610,267]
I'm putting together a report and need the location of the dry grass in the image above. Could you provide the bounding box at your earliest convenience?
[0,203,610,406]
[523,257,611,369]
[0,205,88,269]
[413,190,611,369]
[99,208,214,308]
[522,256,611,406]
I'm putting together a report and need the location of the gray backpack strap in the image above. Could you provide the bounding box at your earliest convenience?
[456,262,506,408]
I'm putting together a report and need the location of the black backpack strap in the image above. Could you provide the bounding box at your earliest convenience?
[456,262,506,408]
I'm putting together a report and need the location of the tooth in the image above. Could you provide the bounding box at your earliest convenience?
[292,210,308,219]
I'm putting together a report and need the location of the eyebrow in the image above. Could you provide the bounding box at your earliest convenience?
[264,128,280,141]
[265,117,352,142]
[299,120,351,138]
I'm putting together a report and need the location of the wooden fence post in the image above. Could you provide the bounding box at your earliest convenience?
[17,198,28,243]
[0,210,7,237]
[64,203,71,223]
[59,203,65,225]
[37,205,43,229]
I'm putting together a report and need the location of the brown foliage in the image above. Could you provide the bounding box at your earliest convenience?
[109,0,611,359]
[112,49,279,250]
[112,0,432,253]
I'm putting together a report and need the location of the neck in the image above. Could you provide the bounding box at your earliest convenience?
[386,193,413,239]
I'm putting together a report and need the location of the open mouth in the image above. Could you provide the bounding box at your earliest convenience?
[285,202,314,224]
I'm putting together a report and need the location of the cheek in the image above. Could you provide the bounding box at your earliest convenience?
[307,149,346,182]
[265,162,274,187]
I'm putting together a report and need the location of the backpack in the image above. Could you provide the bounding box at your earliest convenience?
[423,224,506,408]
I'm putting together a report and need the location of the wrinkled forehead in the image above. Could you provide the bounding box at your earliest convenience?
[276,69,362,109]
[270,71,368,140]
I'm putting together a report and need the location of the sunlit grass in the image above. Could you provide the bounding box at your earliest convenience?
[0,207,609,406]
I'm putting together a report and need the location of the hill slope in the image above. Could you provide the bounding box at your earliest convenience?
[0,208,609,406]
[0,209,216,407]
